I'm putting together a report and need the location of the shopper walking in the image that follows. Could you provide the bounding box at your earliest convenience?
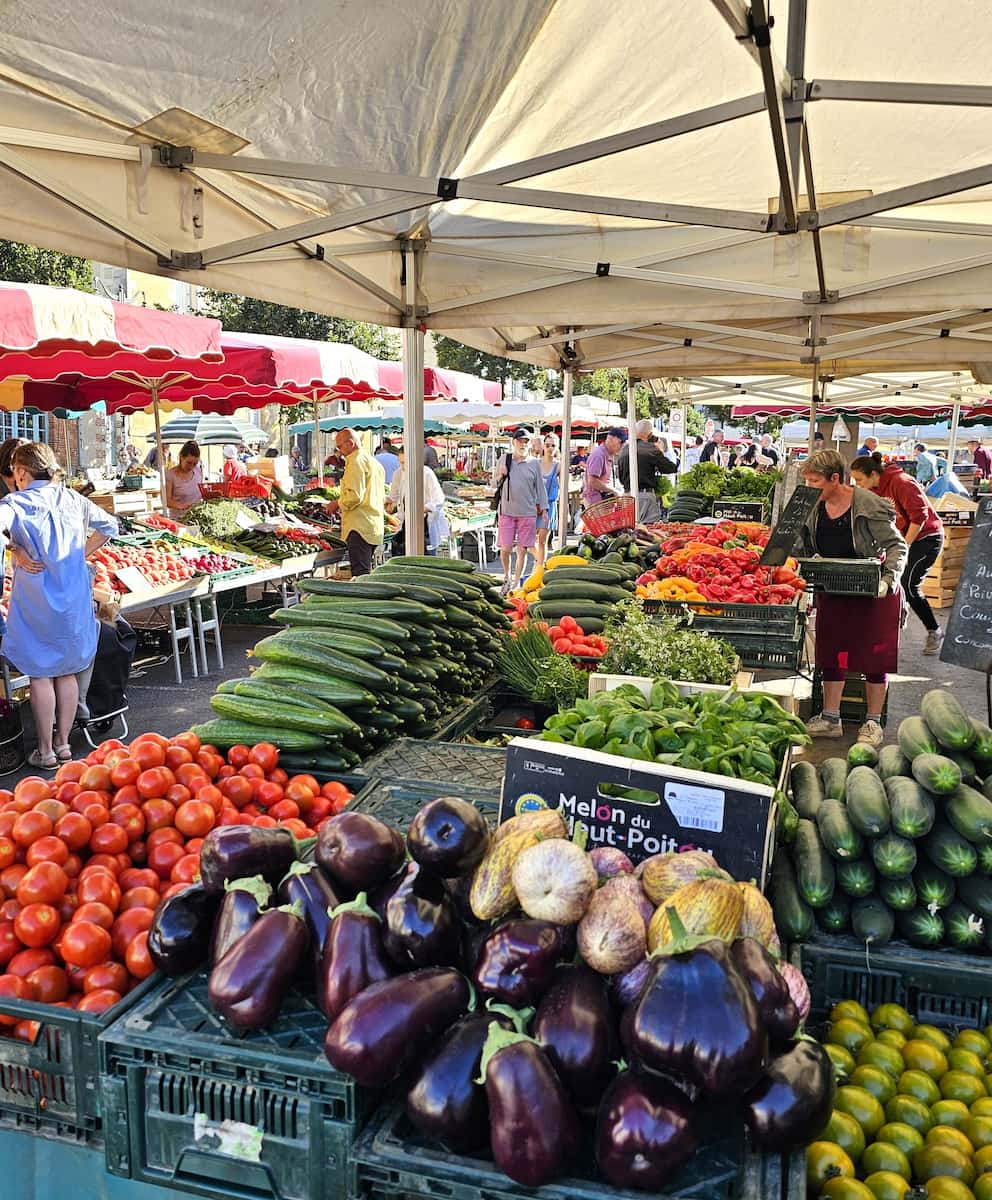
[386,444,447,554]
[326,428,384,577]
[534,432,560,573]
[165,440,203,518]
[494,429,548,594]
[967,438,992,479]
[851,451,945,655]
[582,428,625,507]
[0,442,118,768]
[799,449,907,748]
[375,438,401,484]
[222,444,247,483]
[913,443,945,488]
[618,419,676,523]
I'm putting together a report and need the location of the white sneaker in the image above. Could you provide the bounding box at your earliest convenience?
[805,715,844,738]
[857,720,885,748]
[923,627,943,656]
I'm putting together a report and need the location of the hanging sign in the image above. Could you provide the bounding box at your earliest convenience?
[668,408,684,439]
[830,417,852,443]
[704,418,715,440]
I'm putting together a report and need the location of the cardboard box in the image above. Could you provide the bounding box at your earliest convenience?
[587,672,755,699]
[248,455,289,481]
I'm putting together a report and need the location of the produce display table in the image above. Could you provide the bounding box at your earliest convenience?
[446,508,496,566]
[119,578,209,683]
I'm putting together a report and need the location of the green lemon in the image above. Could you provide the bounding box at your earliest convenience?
[830,1019,877,1056]
[851,1065,897,1105]
[955,1029,992,1061]
[912,1024,953,1054]
[976,1143,992,1174]
[833,1000,872,1026]
[964,1116,992,1151]
[825,1042,858,1078]
[807,1140,856,1193]
[948,1048,988,1079]
[878,1030,909,1052]
[925,1125,975,1157]
[863,1172,912,1200]
[821,1180,876,1200]
[973,1099,992,1119]
[974,1175,992,1200]
[898,1068,942,1107]
[884,1094,934,1135]
[821,1109,867,1164]
[930,1099,972,1130]
[912,1143,976,1187]
[901,1039,949,1079]
[861,1142,912,1180]
[836,1085,886,1137]
[877,1121,926,1158]
[859,1042,907,1080]
[924,1179,979,1200]
[872,1004,915,1036]
[941,1070,988,1106]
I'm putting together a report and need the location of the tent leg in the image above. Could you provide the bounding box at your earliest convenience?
[807,367,819,458]
[314,392,324,486]
[678,402,689,477]
[152,386,167,511]
[947,396,962,469]
[626,372,639,520]
[557,370,573,549]
[402,325,425,557]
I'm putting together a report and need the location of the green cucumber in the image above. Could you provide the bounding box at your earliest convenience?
[912,863,956,910]
[270,626,393,661]
[250,635,394,690]
[836,858,876,898]
[819,757,849,802]
[911,752,963,796]
[897,908,944,947]
[538,581,629,605]
[297,577,448,606]
[225,678,349,714]
[794,819,836,908]
[956,875,992,922]
[877,744,911,781]
[770,855,814,943]
[884,777,935,840]
[848,743,880,769]
[191,719,325,752]
[816,797,864,861]
[946,751,979,785]
[372,565,481,601]
[292,595,441,624]
[278,606,414,643]
[922,823,978,877]
[943,901,986,951]
[531,600,614,621]
[945,783,992,844]
[871,832,917,880]
[791,760,823,820]
[817,891,851,934]
[542,566,629,585]
[387,554,475,573]
[210,694,358,736]
[921,689,977,751]
[249,663,375,707]
[971,719,992,763]
[845,766,891,837]
[878,877,917,912]
[851,896,895,947]
[898,715,939,760]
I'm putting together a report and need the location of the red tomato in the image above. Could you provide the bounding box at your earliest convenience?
[196,750,224,778]
[125,930,154,979]
[35,799,69,824]
[84,853,121,875]
[77,872,121,912]
[284,781,315,807]
[119,868,159,893]
[58,893,78,922]
[83,961,128,994]
[306,797,333,824]
[14,778,53,807]
[0,813,15,838]
[183,838,204,855]
[110,804,145,843]
[0,898,20,921]
[62,853,83,879]
[16,862,68,907]
[79,765,113,793]
[268,799,299,822]
[11,810,54,848]
[76,987,122,1014]
[322,781,353,804]
[7,948,55,978]
[148,840,186,880]
[14,902,60,947]
[279,818,310,839]
[0,864,28,899]
[255,780,284,809]
[239,763,264,781]
[0,920,20,966]
[252,815,277,828]
[0,975,34,1024]
[170,854,200,885]
[54,762,86,786]
[141,799,176,832]
[127,842,147,866]
[170,732,201,756]
[268,768,289,786]
[120,886,160,912]
[132,741,166,771]
[80,801,110,829]
[216,765,236,781]
[71,901,116,930]
[226,745,251,769]
[109,758,141,789]
[220,775,253,809]
[60,922,112,968]
[0,837,16,871]
[175,800,215,839]
[146,826,182,849]
[137,767,176,801]
[163,746,193,773]
[25,834,70,869]
[165,784,191,807]
[248,743,279,773]
[196,785,224,815]
[90,823,129,856]
[174,765,208,794]
[55,781,82,806]
[110,907,154,959]
[26,964,69,1003]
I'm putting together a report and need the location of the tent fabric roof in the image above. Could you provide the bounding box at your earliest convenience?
[2,2,992,379]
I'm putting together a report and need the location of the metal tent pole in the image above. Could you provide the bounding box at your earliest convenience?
[314,391,324,485]
[626,371,639,520]
[557,369,573,549]
[947,395,962,468]
[678,402,689,476]
[152,384,167,506]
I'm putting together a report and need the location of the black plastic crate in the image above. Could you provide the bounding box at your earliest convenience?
[99,971,376,1200]
[430,693,496,743]
[796,557,881,596]
[0,971,162,1143]
[720,631,806,671]
[474,689,555,738]
[352,1100,782,1200]
[350,777,501,829]
[644,597,803,638]
[357,738,508,790]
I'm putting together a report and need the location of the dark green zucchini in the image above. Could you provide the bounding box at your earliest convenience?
[955,875,992,922]
[851,896,895,947]
[878,876,917,912]
[877,744,911,781]
[794,819,836,908]
[911,752,963,796]
[848,743,879,769]
[770,855,813,943]
[845,766,891,837]
[836,858,876,898]
[922,823,978,877]
[884,776,935,840]
[790,760,823,820]
[819,757,848,802]
[943,901,985,951]
[816,891,851,934]
[897,908,944,947]
[816,798,864,861]
[912,863,956,910]
[871,832,917,880]
[944,782,992,844]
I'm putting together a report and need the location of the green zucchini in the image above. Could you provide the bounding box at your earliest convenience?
[979,844,992,875]
[943,901,985,951]
[770,855,814,943]
[851,896,895,947]
[848,743,880,769]
[794,819,836,908]
[191,719,325,752]
[845,766,891,837]
[815,797,864,860]
[537,581,629,605]
[921,689,976,751]
[816,891,851,934]
[898,908,945,947]
[922,823,978,877]
[407,658,440,683]
[898,715,939,761]
[366,710,404,730]
[954,875,992,923]
[878,877,917,912]
[542,566,630,585]
[531,600,615,622]
[948,750,980,784]
[298,577,448,606]
[836,858,876,898]
[226,678,350,715]
[791,761,823,820]
[292,595,442,624]
[389,699,427,723]
[278,606,414,643]
[945,782,992,844]
[913,863,956,910]
[249,663,375,707]
[442,605,477,630]
[911,752,963,796]
[884,777,935,840]
[277,751,355,773]
[971,719,992,763]
[877,744,911,781]
[210,694,358,736]
[388,554,476,573]
[819,757,849,802]
[271,625,393,660]
[871,832,917,879]
[250,635,394,690]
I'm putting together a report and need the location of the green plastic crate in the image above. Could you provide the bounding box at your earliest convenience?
[352,1100,783,1200]
[357,738,508,790]
[350,777,501,829]
[99,971,377,1200]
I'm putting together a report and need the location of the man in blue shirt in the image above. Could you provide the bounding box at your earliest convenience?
[913,442,945,487]
[857,435,879,458]
[374,438,401,484]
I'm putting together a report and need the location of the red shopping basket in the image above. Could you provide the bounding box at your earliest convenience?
[582,494,636,536]
[198,483,227,500]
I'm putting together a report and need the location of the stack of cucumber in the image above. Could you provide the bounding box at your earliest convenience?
[530,561,638,633]
[774,688,992,953]
[192,555,508,773]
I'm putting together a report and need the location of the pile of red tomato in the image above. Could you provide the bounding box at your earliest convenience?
[546,616,607,661]
[0,732,353,1038]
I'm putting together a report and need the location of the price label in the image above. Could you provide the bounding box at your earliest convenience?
[712,501,765,523]
[114,566,152,593]
[664,781,726,833]
[234,511,256,531]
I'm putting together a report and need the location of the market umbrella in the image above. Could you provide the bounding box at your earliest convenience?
[145,414,269,446]
[287,414,462,436]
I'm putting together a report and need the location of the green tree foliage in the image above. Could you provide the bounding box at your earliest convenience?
[432,335,550,394]
[0,241,93,291]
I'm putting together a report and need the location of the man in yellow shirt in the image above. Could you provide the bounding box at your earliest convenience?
[326,428,384,576]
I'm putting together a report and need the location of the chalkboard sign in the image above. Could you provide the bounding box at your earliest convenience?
[759,486,819,566]
[712,500,765,523]
[940,497,992,673]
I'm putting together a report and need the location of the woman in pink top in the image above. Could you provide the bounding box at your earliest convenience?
[165,440,203,518]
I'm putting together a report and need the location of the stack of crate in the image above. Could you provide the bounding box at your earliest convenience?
[922,520,973,609]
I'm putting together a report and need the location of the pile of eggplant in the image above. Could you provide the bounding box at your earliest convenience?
[147,800,837,1190]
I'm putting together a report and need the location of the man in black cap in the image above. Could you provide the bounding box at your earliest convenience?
[493,428,549,594]
[583,427,625,507]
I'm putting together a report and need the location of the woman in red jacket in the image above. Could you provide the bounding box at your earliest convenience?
[850,451,944,655]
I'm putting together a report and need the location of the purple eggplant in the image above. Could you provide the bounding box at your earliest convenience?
[208,905,309,1031]
[595,1071,698,1190]
[472,919,566,1007]
[743,1039,836,1151]
[317,892,393,1021]
[148,883,221,975]
[316,811,405,891]
[406,1011,511,1150]
[533,965,618,1107]
[610,959,652,1009]
[379,861,460,969]
[481,1024,579,1187]
[624,918,767,1096]
[209,875,272,966]
[324,967,470,1087]
[198,825,300,892]
[730,938,801,1044]
[407,796,489,876]
[278,860,339,953]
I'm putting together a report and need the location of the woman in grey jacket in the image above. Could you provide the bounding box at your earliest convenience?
[799,449,908,749]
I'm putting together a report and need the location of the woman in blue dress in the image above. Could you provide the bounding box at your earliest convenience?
[534,432,560,574]
[0,443,118,768]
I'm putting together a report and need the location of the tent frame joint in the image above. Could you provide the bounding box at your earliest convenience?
[158,145,194,168]
[158,249,202,271]
[804,288,837,304]
[436,177,458,200]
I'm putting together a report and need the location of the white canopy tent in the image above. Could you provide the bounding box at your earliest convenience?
[3,1,992,546]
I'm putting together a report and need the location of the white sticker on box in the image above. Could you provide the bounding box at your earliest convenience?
[234,510,256,531]
[664,782,726,833]
[193,1113,264,1161]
